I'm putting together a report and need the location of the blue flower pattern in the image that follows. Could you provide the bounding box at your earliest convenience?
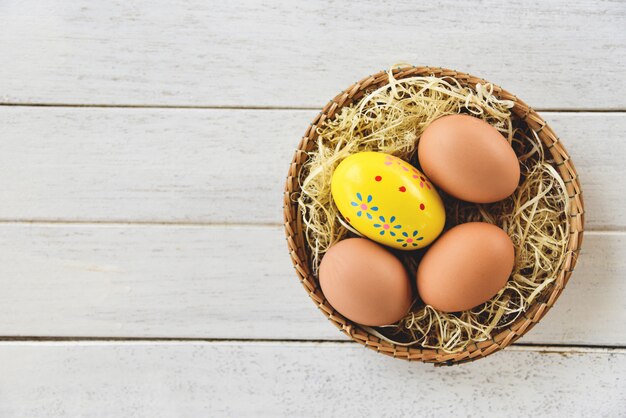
[396,230,424,247]
[372,215,402,236]
[350,193,378,219]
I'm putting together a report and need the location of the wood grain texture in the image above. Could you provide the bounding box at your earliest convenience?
[0,107,623,229]
[0,106,303,224]
[0,342,623,417]
[0,0,625,109]
[0,0,623,410]
[0,224,622,345]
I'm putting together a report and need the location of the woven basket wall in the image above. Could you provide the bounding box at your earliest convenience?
[283,66,584,365]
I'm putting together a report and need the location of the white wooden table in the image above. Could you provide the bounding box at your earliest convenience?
[0,1,625,416]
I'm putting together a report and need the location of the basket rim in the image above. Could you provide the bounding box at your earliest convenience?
[283,66,585,366]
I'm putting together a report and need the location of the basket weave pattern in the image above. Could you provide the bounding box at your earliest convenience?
[283,67,584,365]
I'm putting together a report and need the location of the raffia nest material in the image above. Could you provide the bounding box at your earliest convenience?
[283,66,584,365]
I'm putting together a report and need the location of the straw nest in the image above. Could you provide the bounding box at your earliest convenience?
[284,66,584,364]
[295,67,575,354]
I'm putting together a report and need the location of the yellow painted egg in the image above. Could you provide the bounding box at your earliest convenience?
[331,152,445,250]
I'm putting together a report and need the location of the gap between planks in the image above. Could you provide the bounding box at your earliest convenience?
[0,338,622,355]
[0,219,283,228]
[0,220,620,234]
[1,102,626,113]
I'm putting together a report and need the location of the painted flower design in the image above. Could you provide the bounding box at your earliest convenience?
[417,174,432,189]
[384,155,411,172]
[385,155,430,185]
[410,167,432,189]
[350,193,378,219]
[396,230,424,247]
[373,215,402,236]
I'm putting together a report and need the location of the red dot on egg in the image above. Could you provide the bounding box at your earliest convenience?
[420,203,425,210]
[346,217,351,222]
[399,186,406,192]
[375,175,382,182]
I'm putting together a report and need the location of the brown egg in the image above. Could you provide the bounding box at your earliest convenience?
[418,114,520,203]
[319,238,413,326]
[417,222,514,312]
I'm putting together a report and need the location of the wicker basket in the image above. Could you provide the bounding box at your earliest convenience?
[283,66,584,365]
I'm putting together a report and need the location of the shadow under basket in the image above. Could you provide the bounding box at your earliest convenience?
[283,66,584,365]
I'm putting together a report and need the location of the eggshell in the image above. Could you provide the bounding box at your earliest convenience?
[418,114,520,203]
[416,222,514,312]
[331,152,445,250]
[319,238,413,326]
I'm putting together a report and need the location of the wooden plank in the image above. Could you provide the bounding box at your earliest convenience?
[0,106,306,224]
[0,107,623,229]
[0,224,622,346]
[0,341,623,417]
[545,112,625,230]
[0,0,625,109]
